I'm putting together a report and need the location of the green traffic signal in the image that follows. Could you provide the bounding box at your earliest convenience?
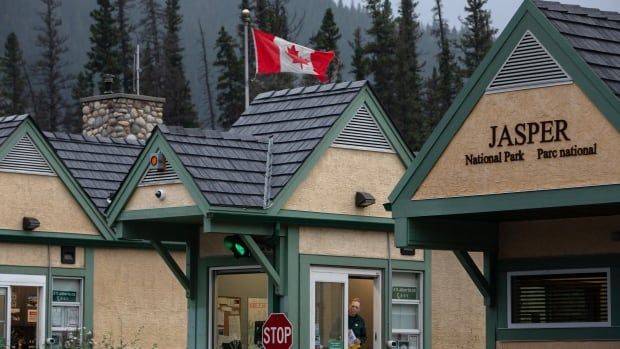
[224,235,251,258]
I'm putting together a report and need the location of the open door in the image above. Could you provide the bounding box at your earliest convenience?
[310,268,382,349]
[0,275,46,349]
[0,287,8,349]
[310,271,348,349]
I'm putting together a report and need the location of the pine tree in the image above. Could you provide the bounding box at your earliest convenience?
[162,0,197,126]
[394,0,424,150]
[349,27,368,80]
[0,33,28,115]
[35,0,69,131]
[138,0,164,97]
[198,21,216,130]
[422,67,441,142]
[365,0,398,119]
[86,0,122,93]
[116,0,135,93]
[69,71,94,133]
[306,8,342,83]
[459,0,497,78]
[430,0,461,124]
[214,26,244,129]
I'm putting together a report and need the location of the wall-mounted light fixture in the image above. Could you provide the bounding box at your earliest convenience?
[149,152,166,171]
[61,246,76,264]
[22,217,40,231]
[355,191,376,207]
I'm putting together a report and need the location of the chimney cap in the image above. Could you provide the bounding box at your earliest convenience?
[103,74,115,94]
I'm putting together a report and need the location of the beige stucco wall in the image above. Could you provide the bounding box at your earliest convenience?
[0,243,84,268]
[299,227,423,261]
[497,341,620,349]
[432,250,485,349]
[499,215,620,259]
[414,84,620,200]
[284,147,406,217]
[125,183,195,210]
[93,248,187,348]
[0,172,98,234]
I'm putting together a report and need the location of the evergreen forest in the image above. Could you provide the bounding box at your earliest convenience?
[0,0,496,151]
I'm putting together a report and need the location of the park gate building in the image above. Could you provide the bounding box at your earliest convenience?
[389,1,620,349]
[0,80,487,348]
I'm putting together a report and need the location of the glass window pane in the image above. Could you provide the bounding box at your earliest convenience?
[213,272,268,349]
[392,304,419,330]
[315,282,344,349]
[511,271,608,324]
[52,278,81,302]
[392,273,420,300]
[0,288,5,346]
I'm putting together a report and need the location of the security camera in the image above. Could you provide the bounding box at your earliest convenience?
[155,189,166,200]
[386,340,397,348]
[46,337,57,345]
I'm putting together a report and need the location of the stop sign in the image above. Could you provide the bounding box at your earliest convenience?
[262,313,293,349]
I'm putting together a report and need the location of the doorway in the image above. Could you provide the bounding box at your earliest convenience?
[0,274,46,349]
[209,267,269,349]
[310,267,381,349]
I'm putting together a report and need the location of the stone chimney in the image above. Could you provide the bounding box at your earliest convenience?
[80,93,165,141]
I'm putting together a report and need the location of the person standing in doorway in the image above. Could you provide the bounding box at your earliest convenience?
[348,297,367,348]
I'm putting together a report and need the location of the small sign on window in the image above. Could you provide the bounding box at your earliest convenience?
[53,291,77,302]
[392,287,417,300]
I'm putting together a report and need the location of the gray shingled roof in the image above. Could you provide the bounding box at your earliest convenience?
[0,114,28,147]
[159,126,270,208]
[535,0,620,97]
[231,80,366,201]
[44,132,144,211]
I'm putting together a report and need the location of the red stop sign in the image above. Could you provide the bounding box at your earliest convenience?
[262,313,293,349]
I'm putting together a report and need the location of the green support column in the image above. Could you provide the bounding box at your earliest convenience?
[484,251,497,349]
[280,226,299,349]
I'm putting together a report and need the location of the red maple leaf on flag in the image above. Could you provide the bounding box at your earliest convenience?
[286,45,310,68]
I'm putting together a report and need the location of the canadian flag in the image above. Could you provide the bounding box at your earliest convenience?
[252,28,336,83]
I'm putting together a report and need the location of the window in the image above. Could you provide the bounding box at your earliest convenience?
[391,272,422,349]
[51,278,83,345]
[508,269,610,328]
[210,269,268,349]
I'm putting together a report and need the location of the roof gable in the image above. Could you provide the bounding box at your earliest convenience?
[263,84,414,213]
[389,0,620,218]
[232,81,367,203]
[106,128,212,224]
[0,115,112,239]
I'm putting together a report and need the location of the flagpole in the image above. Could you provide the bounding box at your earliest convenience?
[242,9,251,109]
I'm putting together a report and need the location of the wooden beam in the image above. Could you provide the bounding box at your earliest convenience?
[239,235,282,295]
[453,250,493,304]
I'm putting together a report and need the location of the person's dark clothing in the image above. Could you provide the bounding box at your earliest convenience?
[348,314,367,344]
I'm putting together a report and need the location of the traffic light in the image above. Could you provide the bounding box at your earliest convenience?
[224,235,251,258]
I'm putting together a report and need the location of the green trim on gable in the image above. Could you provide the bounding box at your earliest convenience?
[0,118,114,240]
[267,85,413,214]
[118,206,202,222]
[205,209,394,232]
[389,0,620,217]
[106,129,212,226]
[392,184,620,219]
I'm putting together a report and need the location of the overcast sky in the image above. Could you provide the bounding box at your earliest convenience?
[353,0,619,31]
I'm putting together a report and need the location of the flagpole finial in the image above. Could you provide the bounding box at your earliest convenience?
[242,9,251,22]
